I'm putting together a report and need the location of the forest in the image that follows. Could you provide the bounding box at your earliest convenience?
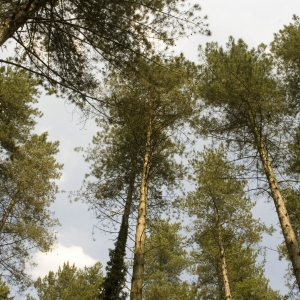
[1,1,300,299]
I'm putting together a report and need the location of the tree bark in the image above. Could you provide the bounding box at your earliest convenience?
[249,110,300,289]
[212,198,232,300]
[0,0,51,47]
[100,164,136,300]
[130,121,152,300]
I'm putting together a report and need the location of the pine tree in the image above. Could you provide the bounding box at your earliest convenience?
[143,219,196,300]
[77,55,196,300]
[276,125,300,296]
[183,146,284,300]
[0,277,10,299]
[0,67,62,289]
[32,262,103,300]
[0,0,209,104]
[0,67,41,155]
[77,108,185,299]
[196,37,300,289]
[105,56,196,300]
[271,15,300,112]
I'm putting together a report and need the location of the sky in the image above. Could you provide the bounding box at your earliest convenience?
[2,0,300,298]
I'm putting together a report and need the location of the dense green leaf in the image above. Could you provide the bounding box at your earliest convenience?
[0,67,62,290]
[33,262,103,300]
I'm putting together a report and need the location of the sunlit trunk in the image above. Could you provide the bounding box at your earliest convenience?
[212,198,232,300]
[249,110,300,289]
[130,121,152,300]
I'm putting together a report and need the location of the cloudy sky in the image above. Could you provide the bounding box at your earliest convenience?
[4,0,300,298]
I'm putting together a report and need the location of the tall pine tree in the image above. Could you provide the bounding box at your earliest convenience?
[77,55,196,300]
[183,146,284,299]
[196,37,300,289]
[0,67,62,289]
[143,219,196,300]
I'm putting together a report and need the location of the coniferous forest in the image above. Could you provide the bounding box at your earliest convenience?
[1,1,300,299]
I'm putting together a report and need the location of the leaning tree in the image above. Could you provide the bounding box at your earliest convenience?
[196,37,300,289]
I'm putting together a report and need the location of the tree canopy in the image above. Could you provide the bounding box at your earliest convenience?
[0,277,10,299]
[3,10,300,299]
[196,36,300,289]
[32,262,103,300]
[183,146,283,299]
[0,66,41,155]
[0,67,62,289]
[271,15,300,111]
[0,0,209,104]
[143,219,196,300]
[102,57,196,300]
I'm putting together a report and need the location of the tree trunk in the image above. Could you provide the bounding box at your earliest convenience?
[100,165,136,300]
[130,122,152,300]
[0,0,50,47]
[249,111,300,289]
[212,198,232,300]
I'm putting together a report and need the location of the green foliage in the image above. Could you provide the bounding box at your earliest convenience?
[76,56,196,299]
[33,262,103,300]
[100,56,196,207]
[0,277,10,299]
[0,0,209,103]
[143,281,196,300]
[75,125,140,230]
[145,219,188,284]
[271,15,300,111]
[0,66,41,154]
[197,37,289,160]
[143,219,196,300]
[80,54,196,229]
[100,252,127,300]
[234,277,286,300]
[182,146,283,299]
[196,34,300,292]
[0,67,62,289]
[277,188,300,297]
[107,55,198,125]
[99,217,129,300]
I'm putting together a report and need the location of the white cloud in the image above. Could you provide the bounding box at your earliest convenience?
[30,243,98,279]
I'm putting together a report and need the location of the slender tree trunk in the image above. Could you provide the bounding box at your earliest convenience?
[212,198,232,300]
[0,0,50,47]
[100,165,136,300]
[249,111,300,289]
[130,121,152,300]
